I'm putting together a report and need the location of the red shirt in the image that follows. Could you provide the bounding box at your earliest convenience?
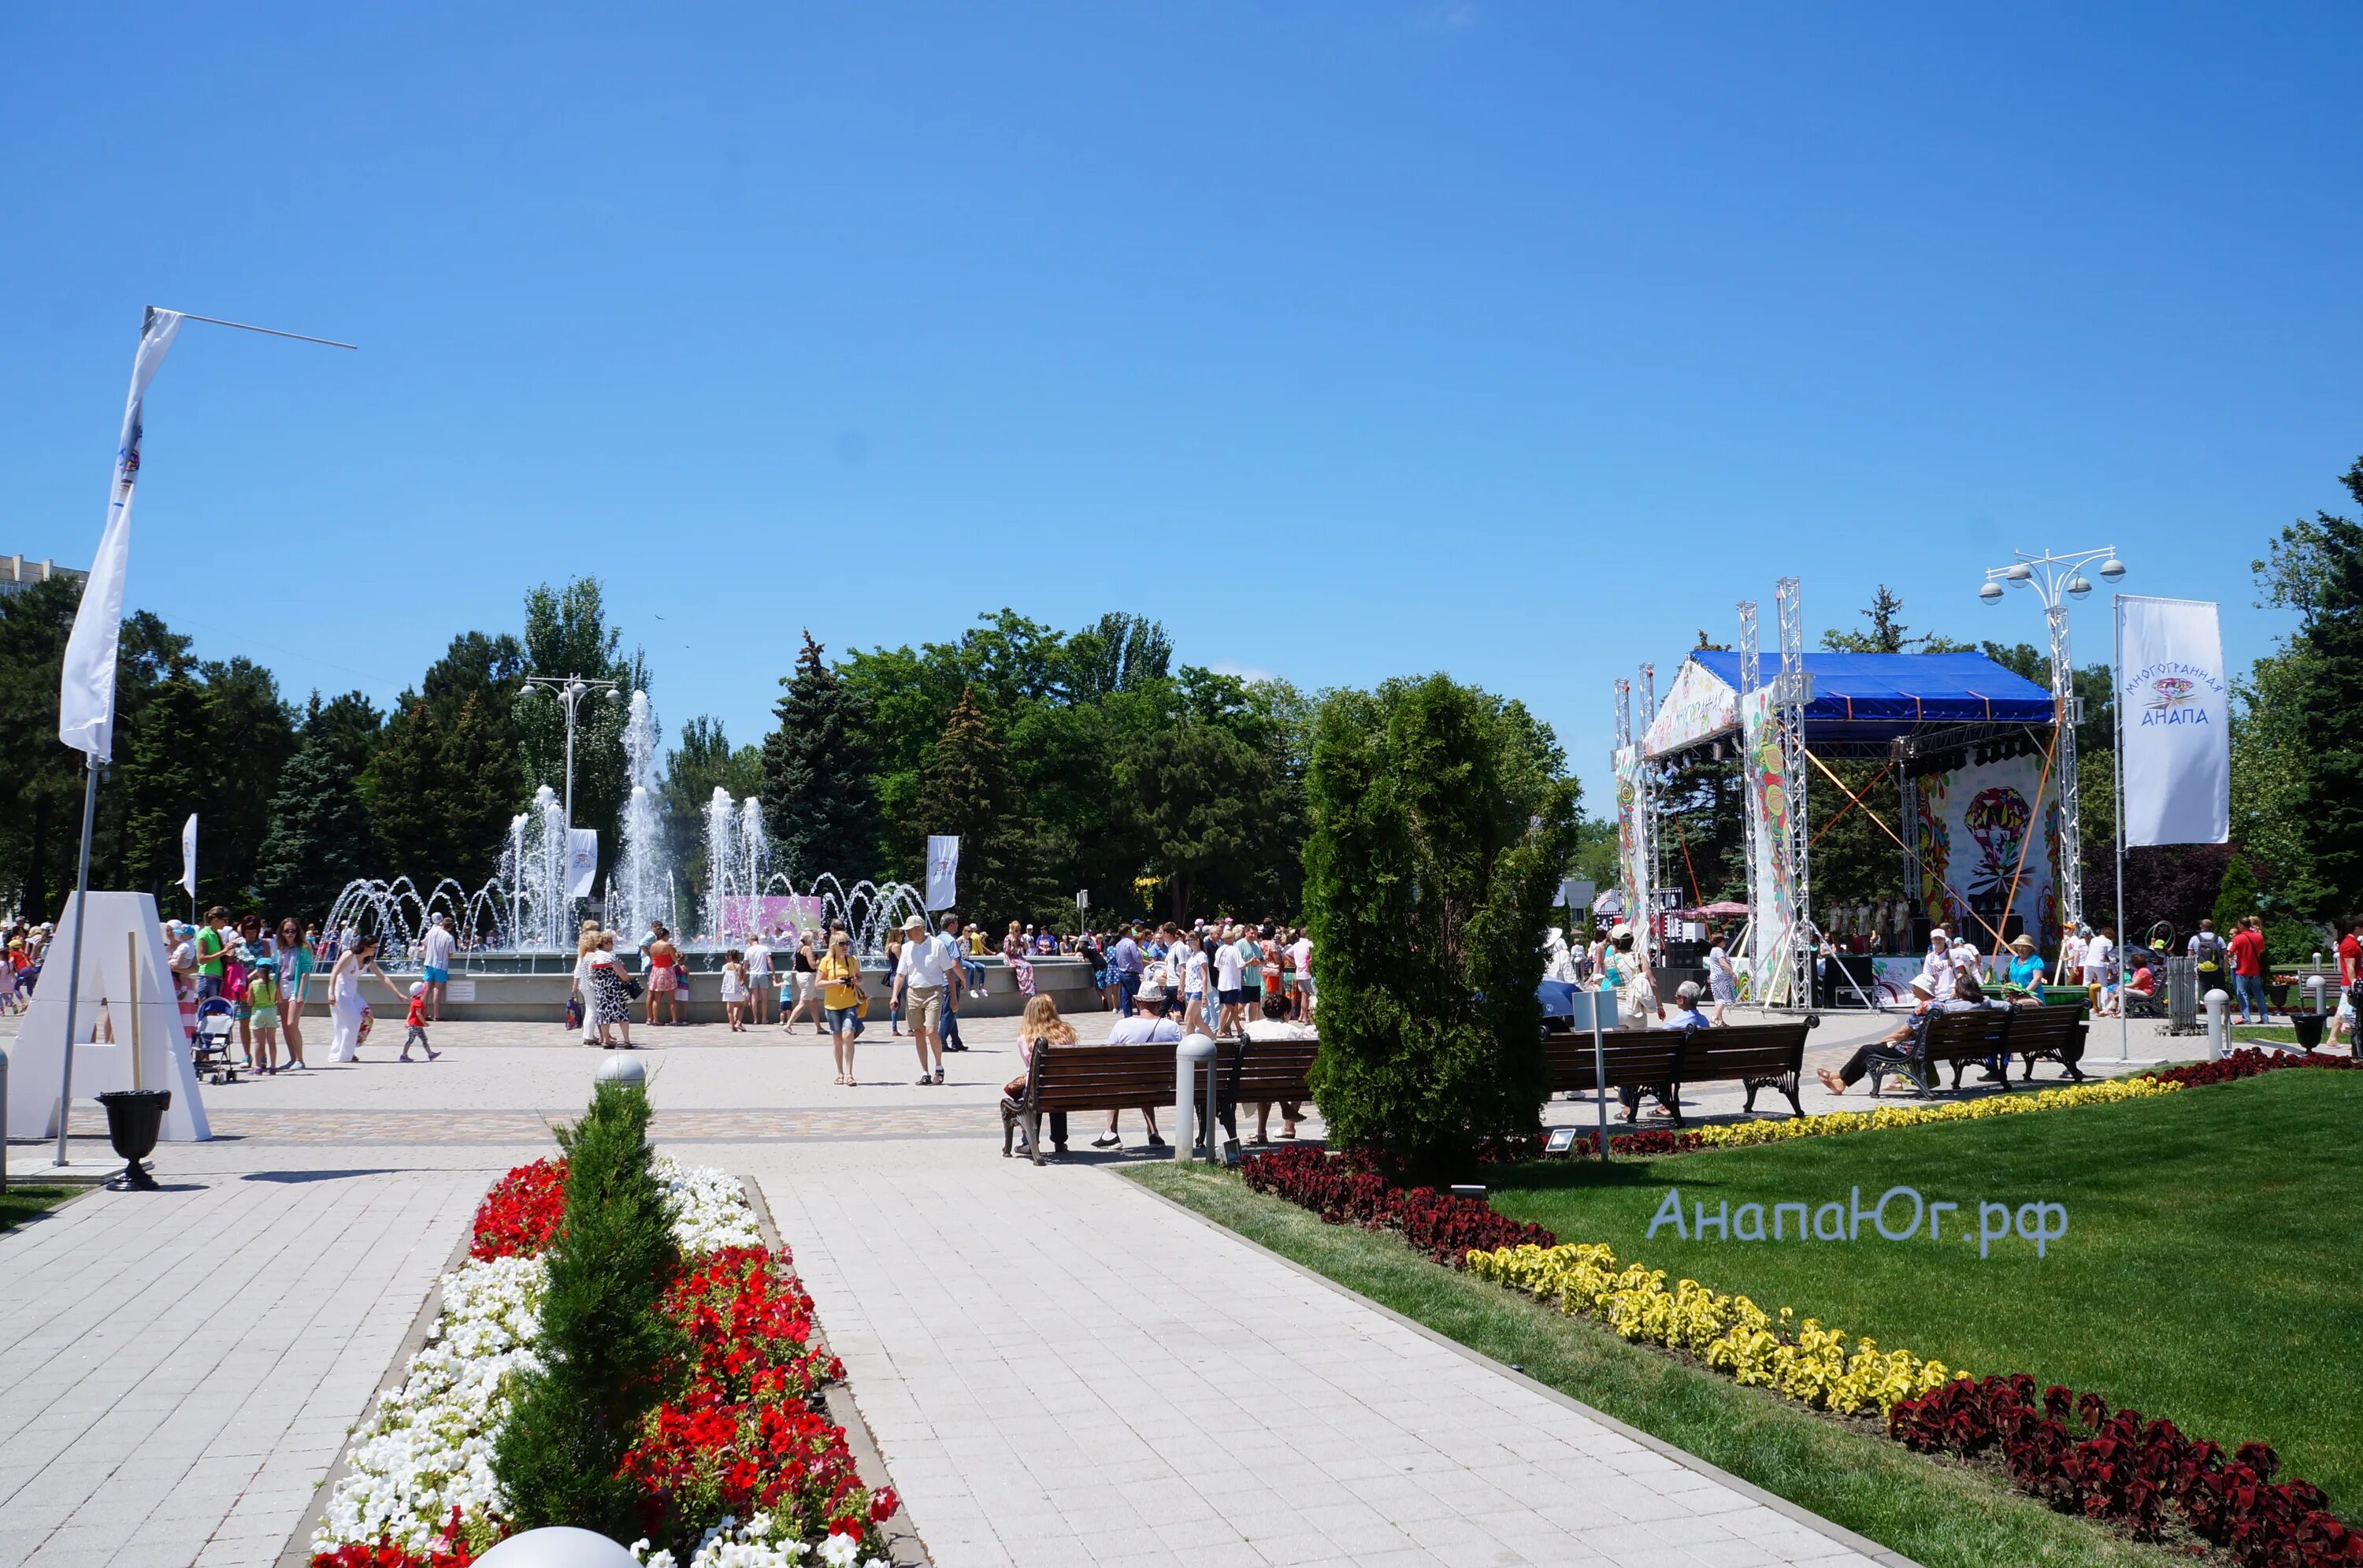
[2228,928,2265,977]
[406,995,428,1026]
[2339,933,2361,985]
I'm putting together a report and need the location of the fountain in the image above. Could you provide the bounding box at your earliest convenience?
[314,690,918,964]
[610,691,674,941]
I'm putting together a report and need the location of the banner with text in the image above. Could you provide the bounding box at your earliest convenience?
[2117,596,2230,847]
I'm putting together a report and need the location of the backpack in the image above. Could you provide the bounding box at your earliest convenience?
[2192,931,2226,970]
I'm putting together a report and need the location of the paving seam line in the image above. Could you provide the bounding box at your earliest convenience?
[736,1170,934,1568]
[276,1194,480,1568]
[1122,1167,1928,1568]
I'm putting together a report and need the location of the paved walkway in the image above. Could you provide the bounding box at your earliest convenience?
[0,1006,2196,1567]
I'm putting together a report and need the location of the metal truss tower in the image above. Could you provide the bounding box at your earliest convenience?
[1774,576,1815,1008]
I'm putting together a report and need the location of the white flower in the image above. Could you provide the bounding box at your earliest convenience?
[655,1155,766,1251]
[817,1533,860,1568]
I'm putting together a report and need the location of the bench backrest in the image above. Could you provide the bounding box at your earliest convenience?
[1919,1006,2016,1061]
[1226,1036,1319,1103]
[1543,1032,1683,1093]
[2003,1004,2083,1055]
[1028,1044,1178,1111]
[1679,1021,1811,1081]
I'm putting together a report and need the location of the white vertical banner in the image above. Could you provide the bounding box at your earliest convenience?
[2117,595,2230,847]
[925,835,960,911]
[180,814,198,900]
[59,309,184,761]
[565,828,599,897]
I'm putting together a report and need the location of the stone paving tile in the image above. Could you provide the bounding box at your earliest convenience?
[742,1136,1885,1568]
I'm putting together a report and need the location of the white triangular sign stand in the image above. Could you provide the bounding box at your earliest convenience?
[4,891,210,1141]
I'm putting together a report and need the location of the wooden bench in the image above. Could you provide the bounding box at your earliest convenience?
[1880,1005,2018,1095]
[1211,1033,1321,1141]
[2007,1002,2089,1083]
[1542,1021,1817,1125]
[1000,1044,1175,1166]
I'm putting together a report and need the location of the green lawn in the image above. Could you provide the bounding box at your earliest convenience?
[0,1183,80,1233]
[1130,1161,2162,1568]
[1488,1069,2363,1508]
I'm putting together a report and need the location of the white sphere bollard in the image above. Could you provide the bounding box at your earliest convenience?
[473,1526,642,1568]
[596,1053,647,1088]
[2202,988,2229,1062]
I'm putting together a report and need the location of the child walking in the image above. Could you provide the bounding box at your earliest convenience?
[721,949,750,1032]
[247,962,281,1073]
[402,980,440,1062]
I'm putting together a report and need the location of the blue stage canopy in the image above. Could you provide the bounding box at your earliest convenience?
[1652,651,2056,756]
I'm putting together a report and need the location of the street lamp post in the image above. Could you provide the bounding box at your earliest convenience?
[1976,546,2127,936]
[518,674,625,828]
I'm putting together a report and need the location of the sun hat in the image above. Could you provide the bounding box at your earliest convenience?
[409,981,426,996]
[2010,933,2038,953]
[903,914,926,933]
[1909,974,1937,996]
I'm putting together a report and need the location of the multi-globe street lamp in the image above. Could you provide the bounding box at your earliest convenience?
[517,674,625,828]
[1975,547,2127,934]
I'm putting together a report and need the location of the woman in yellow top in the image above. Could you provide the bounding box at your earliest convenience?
[818,930,867,1086]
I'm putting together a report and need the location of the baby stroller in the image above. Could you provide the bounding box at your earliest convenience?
[192,996,241,1084]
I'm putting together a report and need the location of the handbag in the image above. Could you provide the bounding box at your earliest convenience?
[565,993,584,1030]
[625,973,646,1000]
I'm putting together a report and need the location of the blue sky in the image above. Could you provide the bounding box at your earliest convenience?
[6,3,2360,810]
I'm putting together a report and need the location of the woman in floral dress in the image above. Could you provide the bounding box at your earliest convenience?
[588,933,635,1048]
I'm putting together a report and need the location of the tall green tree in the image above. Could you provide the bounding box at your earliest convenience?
[2268,455,2363,922]
[1303,675,1578,1177]
[191,658,297,906]
[255,693,383,921]
[369,699,446,881]
[515,578,646,880]
[759,631,882,884]
[912,686,1026,926]
[121,654,209,899]
[438,693,525,891]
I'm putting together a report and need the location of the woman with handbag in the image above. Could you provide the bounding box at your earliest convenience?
[588,932,636,1048]
[818,930,867,1084]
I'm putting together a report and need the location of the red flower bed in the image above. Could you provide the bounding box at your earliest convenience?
[1240,1145,1556,1263]
[2154,1048,2359,1088]
[469,1157,568,1260]
[313,1509,477,1568]
[1891,1374,2362,1566]
[622,1245,897,1554]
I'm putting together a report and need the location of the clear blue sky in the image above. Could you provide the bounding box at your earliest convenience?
[7,4,2360,810]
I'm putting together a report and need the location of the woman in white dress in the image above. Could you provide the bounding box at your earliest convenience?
[326,933,391,1062]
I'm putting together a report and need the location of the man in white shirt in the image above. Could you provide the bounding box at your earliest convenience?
[891,913,958,1084]
[419,914,458,1023]
[1098,1012,1176,1148]
[1243,995,1314,1142]
[1921,926,1956,1003]
[1213,928,1248,1037]
[744,932,772,1026]
[2082,925,2116,1001]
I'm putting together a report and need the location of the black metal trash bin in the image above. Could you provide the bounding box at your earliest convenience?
[2294,1013,2327,1051]
[95,1089,171,1191]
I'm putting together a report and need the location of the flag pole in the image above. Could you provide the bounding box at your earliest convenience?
[2113,596,2128,1062]
[53,759,100,1166]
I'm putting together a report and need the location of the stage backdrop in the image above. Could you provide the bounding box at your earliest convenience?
[1914,749,2059,951]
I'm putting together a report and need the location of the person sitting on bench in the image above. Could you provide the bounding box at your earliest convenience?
[1816,973,1962,1097]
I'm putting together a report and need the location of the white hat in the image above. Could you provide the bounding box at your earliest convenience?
[409,981,426,997]
[1909,974,1937,996]
[903,914,926,933]
[1609,922,1633,940]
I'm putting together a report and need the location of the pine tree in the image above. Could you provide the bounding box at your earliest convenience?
[2212,854,2262,938]
[255,698,380,920]
[2283,459,2363,921]
[760,631,882,884]
[1302,676,1578,1179]
[494,1082,682,1541]
[911,685,1024,926]
[369,699,445,882]
[121,655,209,897]
[437,692,527,891]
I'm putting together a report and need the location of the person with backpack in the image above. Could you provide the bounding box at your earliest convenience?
[2188,919,2229,995]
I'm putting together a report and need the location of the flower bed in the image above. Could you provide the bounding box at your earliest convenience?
[1238,1144,2354,1564]
[315,1159,892,1568]
[1575,1073,2183,1158]
[2154,1046,2359,1088]
[1238,1144,1552,1262]
[1890,1375,2363,1566]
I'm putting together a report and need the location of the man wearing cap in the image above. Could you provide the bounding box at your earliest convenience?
[1818,973,1943,1096]
[890,913,955,1084]
[1920,926,1955,1004]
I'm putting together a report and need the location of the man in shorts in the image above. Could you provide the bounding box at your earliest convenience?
[419,913,457,1022]
[890,913,955,1085]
